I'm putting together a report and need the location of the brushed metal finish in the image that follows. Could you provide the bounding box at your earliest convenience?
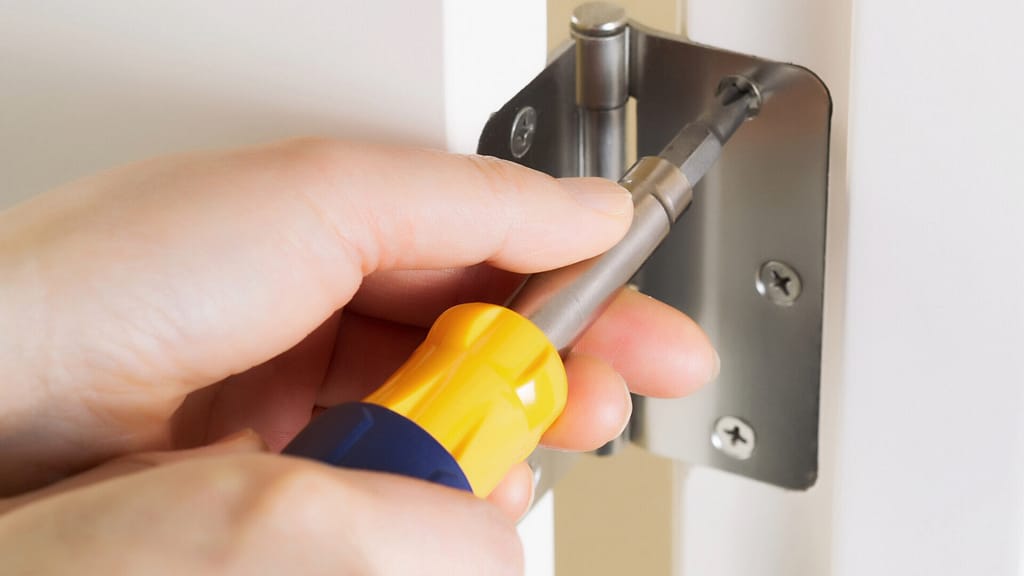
[579,107,625,179]
[570,2,627,38]
[509,106,537,159]
[571,4,628,109]
[572,2,628,181]
[510,157,690,353]
[573,34,628,110]
[756,260,802,306]
[477,19,830,491]
[629,23,830,489]
[477,43,578,177]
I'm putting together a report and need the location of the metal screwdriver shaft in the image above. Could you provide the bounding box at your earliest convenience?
[509,78,762,353]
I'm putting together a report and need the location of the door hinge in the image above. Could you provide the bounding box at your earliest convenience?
[478,2,831,492]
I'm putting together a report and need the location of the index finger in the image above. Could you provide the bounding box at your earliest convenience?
[1,138,631,417]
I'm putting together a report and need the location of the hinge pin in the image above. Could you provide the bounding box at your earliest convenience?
[571,2,629,179]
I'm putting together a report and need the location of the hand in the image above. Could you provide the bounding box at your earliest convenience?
[0,431,524,574]
[0,139,717,573]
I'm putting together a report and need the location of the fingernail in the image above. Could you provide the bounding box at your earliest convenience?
[616,375,633,437]
[518,468,537,523]
[710,350,721,382]
[561,178,632,216]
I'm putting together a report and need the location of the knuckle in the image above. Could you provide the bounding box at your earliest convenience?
[262,137,372,280]
[463,154,531,202]
[270,137,350,187]
[175,455,354,572]
[461,155,528,255]
[166,454,339,530]
[233,456,349,533]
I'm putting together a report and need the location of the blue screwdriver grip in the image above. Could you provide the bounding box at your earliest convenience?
[282,402,473,492]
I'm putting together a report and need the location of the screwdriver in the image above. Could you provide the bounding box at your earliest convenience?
[283,77,761,497]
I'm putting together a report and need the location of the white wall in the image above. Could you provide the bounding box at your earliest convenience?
[836,1,1024,573]
[0,2,449,208]
[682,0,1024,574]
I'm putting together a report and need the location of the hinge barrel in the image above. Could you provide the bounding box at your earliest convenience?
[571,3,628,179]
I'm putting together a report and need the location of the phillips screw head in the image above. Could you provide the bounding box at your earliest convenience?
[711,416,756,460]
[755,260,802,306]
[510,106,537,159]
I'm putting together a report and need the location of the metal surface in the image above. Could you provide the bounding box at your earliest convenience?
[579,108,625,179]
[572,2,627,180]
[629,23,830,489]
[569,2,627,38]
[509,156,692,353]
[571,3,630,456]
[756,260,802,306]
[662,78,760,190]
[573,35,628,109]
[509,106,537,159]
[478,43,577,177]
[478,15,830,490]
[711,416,756,460]
[570,3,628,108]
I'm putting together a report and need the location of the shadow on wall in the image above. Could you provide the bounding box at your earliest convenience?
[0,2,447,207]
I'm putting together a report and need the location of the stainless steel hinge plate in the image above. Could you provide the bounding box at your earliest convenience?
[478,18,830,490]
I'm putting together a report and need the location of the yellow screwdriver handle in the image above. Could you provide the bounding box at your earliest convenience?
[284,302,567,497]
[365,303,567,496]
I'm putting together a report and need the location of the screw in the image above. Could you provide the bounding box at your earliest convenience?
[717,75,763,117]
[711,416,756,460]
[755,260,802,306]
[509,106,537,159]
